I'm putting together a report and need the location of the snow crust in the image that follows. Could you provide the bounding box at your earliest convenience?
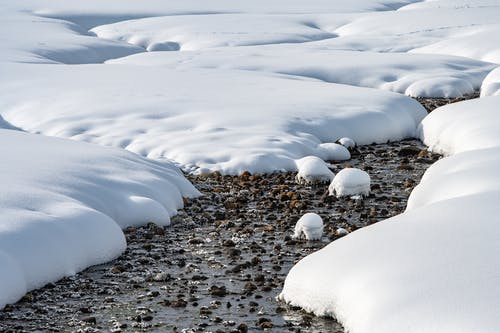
[293,213,324,241]
[329,168,371,197]
[0,130,199,308]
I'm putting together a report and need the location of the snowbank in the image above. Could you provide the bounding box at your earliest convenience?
[0,129,198,308]
[111,46,494,98]
[481,67,500,97]
[0,64,426,175]
[281,94,500,332]
[418,96,500,155]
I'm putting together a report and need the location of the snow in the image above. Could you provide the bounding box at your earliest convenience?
[418,96,500,155]
[329,168,371,197]
[293,213,324,241]
[2,0,500,327]
[316,143,351,161]
[481,67,500,97]
[0,129,199,308]
[0,63,427,175]
[295,156,335,184]
[336,228,349,236]
[111,46,494,98]
[338,138,356,149]
[281,93,500,332]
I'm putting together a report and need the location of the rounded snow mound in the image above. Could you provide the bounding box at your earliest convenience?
[295,156,334,184]
[329,168,371,197]
[316,143,351,161]
[338,137,356,149]
[293,213,324,241]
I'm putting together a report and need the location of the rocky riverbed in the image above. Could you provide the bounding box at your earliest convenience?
[0,138,439,333]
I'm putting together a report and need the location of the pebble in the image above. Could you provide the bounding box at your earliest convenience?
[0,139,439,333]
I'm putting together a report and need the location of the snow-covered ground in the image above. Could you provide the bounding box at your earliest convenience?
[2,0,500,329]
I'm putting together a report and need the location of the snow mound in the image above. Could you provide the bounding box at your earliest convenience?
[112,46,495,99]
[316,143,351,161]
[338,137,356,149]
[295,156,334,184]
[329,168,371,197]
[0,64,427,175]
[481,67,500,97]
[0,129,198,309]
[419,96,500,155]
[293,213,324,241]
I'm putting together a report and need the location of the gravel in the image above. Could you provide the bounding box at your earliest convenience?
[0,138,440,333]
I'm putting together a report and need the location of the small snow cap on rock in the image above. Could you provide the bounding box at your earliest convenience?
[336,227,349,237]
[338,137,356,149]
[316,143,351,161]
[295,156,334,184]
[329,168,371,197]
[293,213,324,241]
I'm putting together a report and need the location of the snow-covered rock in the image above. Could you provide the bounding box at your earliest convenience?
[293,213,324,241]
[0,64,427,175]
[295,156,334,184]
[112,46,495,99]
[329,168,371,197]
[0,129,198,308]
[336,228,349,236]
[338,137,356,149]
[316,143,351,161]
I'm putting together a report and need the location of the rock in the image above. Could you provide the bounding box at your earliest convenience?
[209,285,227,297]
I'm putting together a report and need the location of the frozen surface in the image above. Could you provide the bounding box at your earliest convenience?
[293,213,324,241]
[329,168,371,197]
[0,129,198,308]
[295,156,334,184]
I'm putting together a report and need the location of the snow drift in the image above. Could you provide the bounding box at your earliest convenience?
[0,129,199,308]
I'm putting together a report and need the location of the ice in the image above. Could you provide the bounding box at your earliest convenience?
[329,168,371,197]
[295,156,335,184]
[293,213,324,241]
